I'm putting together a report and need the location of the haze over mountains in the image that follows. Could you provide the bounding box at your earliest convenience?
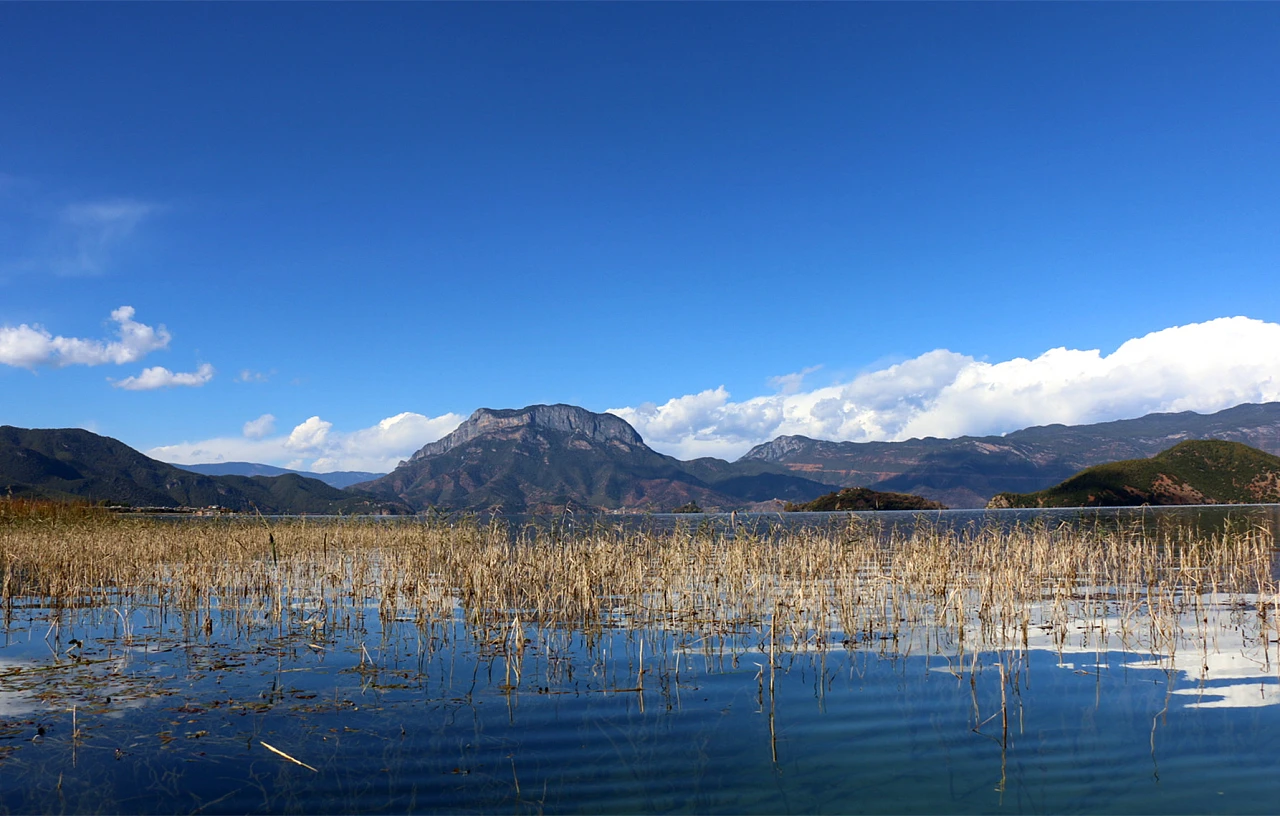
[175,462,383,490]
[5,402,1280,513]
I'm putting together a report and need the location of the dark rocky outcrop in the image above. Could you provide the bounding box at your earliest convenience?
[785,486,946,512]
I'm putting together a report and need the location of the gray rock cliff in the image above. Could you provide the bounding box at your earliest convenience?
[741,435,816,463]
[406,404,644,464]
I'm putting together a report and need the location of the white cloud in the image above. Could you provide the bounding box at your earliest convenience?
[236,369,272,383]
[242,414,276,439]
[610,317,1280,460]
[149,411,466,473]
[112,362,214,391]
[286,416,332,450]
[0,324,54,369]
[0,306,171,369]
[311,412,459,472]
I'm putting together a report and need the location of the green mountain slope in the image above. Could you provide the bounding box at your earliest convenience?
[988,440,1280,508]
[0,426,410,514]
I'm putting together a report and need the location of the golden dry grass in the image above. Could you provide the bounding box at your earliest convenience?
[1,512,1274,664]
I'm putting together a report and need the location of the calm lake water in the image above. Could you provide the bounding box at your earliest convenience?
[3,506,1279,814]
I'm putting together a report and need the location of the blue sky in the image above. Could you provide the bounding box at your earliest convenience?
[3,4,1280,471]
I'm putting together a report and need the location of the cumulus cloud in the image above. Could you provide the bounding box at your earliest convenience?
[242,414,276,439]
[0,306,171,369]
[149,411,466,473]
[287,416,332,450]
[308,412,460,472]
[112,362,215,391]
[609,317,1280,460]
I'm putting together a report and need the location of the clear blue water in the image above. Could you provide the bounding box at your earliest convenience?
[246,504,1280,552]
[4,610,1279,812]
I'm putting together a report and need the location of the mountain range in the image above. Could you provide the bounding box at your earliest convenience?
[174,462,384,489]
[354,404,833,512]
[741,402,1280,507]
[0,426,409,514]
[989,440,1280,507]
[6,401,1280,514]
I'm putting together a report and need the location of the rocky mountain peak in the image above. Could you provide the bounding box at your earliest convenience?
[406,404,644,463]
[739,435,815,463]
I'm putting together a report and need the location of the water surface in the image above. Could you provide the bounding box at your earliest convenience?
[2,507,1278,813]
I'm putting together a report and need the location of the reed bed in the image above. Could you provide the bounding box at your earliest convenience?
[0,498,107,524]
[1,512,1275,672]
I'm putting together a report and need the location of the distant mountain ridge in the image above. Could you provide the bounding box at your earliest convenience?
[741,403,1280,507]
[989,440,1280,508]
[11,401,1280,516]
[358,404,834,512]
[175,462,384,489]
[0,426,410,514]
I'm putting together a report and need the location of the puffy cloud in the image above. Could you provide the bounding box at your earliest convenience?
[305,413,464,473]
[149,411,466,474]
[1,306,171,369]
[286,416,333,451]
[611,387,779,461]
[242,414,276,439]
[0,324,53,369]
[896,318,1280,440]
[610,317,1280,460]
[112,362,214,391]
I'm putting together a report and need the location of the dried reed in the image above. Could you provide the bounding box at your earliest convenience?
[0,513,1274,671]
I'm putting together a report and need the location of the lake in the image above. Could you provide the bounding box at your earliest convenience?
[2,507,1279,813]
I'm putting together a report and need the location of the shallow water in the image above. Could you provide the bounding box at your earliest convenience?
[246,503,1280,537]
[4,614,1279,814]
[3,508,1280,813]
